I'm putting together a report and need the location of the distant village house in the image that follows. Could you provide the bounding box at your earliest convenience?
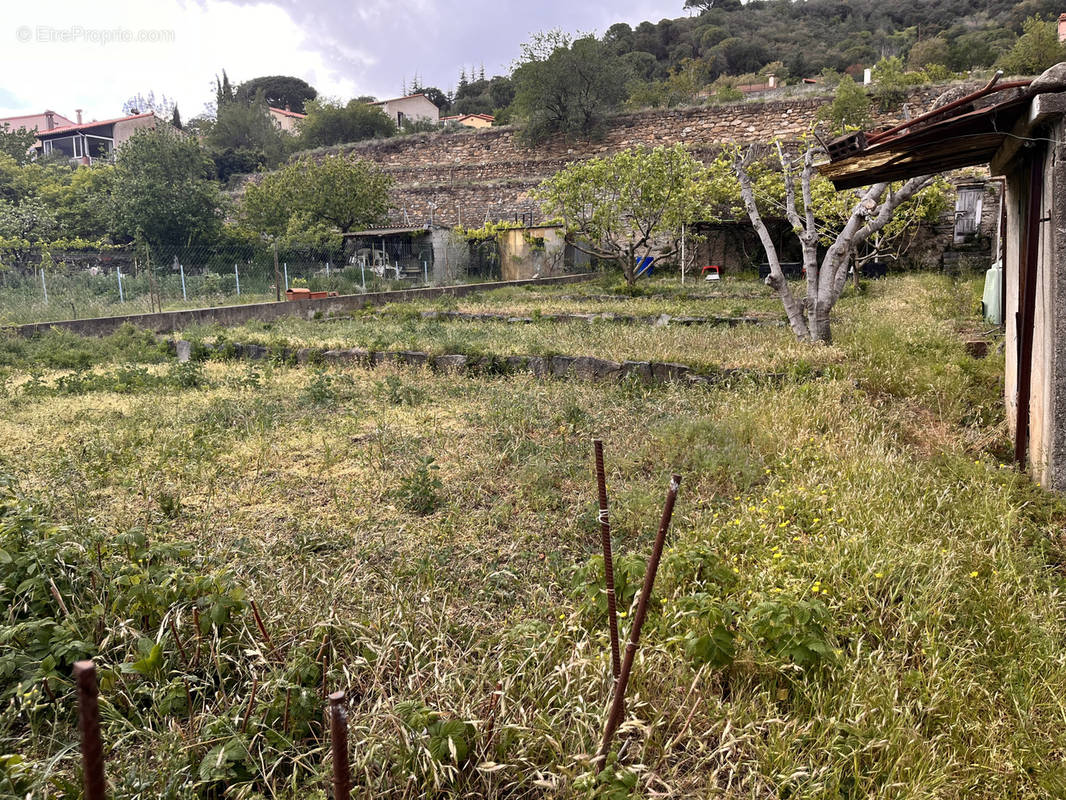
[268,106,305,134]
[368,93,440,126]
[440,113,494,128]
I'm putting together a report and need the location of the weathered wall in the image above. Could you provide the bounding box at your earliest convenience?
[999,95,1066,491]
[7,273,596,338]
[313,84,959,229]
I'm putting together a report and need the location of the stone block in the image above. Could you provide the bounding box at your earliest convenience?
[175,340,192,363]
[651,361,691,382]
[434,354,468,372]
[621,361,653,382]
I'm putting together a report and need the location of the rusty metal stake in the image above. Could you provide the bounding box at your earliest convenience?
[249,600,273,650]
[596,474,681,769]
[329,691,351,800]
[74,660,107,800]
[593,439,621,680]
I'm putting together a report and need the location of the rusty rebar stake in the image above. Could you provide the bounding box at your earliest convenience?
[329,691,351,800]
[593,440,622,680]
[74,660,107,800]
[596,474,682,769]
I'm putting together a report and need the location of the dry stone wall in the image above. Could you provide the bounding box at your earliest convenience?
[313,84,964,229]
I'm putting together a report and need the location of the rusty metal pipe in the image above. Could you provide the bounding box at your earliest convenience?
[329,691,351,800]
[596,474,681,768]
[74,660,107,800]
[593,440,621,680]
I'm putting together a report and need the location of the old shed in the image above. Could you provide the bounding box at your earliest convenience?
[820,65,1066,490]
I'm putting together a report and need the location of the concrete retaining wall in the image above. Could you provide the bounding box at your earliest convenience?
[7,273,597,338]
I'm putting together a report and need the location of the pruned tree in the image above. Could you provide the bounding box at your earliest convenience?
[535,144,721,285]
[732,139,941,343]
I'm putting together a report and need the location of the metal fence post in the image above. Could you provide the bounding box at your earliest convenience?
[74,661,106,800]
[283,263,289,291]
[117,268,125,303]
[329,691,350,800]
[234,263,241,296]
[179,259,187,302]
[41,268,48,304]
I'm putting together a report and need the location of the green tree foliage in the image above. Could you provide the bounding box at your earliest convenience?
[37,166,115,241]
[207,96,287,181]
[111,127,222,247]
[512,32,630,143]
[572,0,1061,92]
[241,155,390,244]
[0,125,36,165]
[235,75,318,113]
[298,99,396,149]
[907,37,952,70]
[535,144,719,284]
[998,16,1066,74]
[817,75,872,134]
[451,76,514,116]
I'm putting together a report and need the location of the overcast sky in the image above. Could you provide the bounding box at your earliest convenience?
[1,0,690,122]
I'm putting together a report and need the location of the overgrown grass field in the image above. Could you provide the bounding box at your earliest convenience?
[2,274,1063,799]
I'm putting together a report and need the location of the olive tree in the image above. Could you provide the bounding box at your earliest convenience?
[535,144,719,285]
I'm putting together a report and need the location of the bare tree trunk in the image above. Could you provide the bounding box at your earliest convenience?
[735,147,811,340]
[735,139,935,345]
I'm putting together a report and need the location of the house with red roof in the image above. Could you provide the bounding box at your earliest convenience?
[0,109,78,134]
[268,106,305,134]
[368,93,439,126]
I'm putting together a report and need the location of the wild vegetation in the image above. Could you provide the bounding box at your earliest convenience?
[3,273,1066,798]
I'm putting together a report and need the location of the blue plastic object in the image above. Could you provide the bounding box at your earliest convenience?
[635,256,654,278]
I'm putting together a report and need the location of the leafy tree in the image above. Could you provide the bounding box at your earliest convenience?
[998,16,1066,75]
[907,37,952,70]
[207,96,286,179]
[236,75,318,113]
[0,125,36,165]
[298,100,396,149]
[0,198,56,243]
[215,70,236,110]
[817,74,872,134]
[512,32,630,143]
[111,127,222,247]
[241,155,390,241]
[37,165,115,241]
[534,144,718,285]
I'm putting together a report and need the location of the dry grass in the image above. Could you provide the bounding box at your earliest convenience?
[3,273,1066,799]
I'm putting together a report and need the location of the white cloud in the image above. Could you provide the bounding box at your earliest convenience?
[0,0,364,120]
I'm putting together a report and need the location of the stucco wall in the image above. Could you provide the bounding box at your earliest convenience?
[1000,104,1066,490]
[112,115,159,147]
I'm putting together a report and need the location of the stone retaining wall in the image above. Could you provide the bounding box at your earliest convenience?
[175,338,801,388]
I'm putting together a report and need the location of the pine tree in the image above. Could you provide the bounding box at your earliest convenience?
[171,105,182,130]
